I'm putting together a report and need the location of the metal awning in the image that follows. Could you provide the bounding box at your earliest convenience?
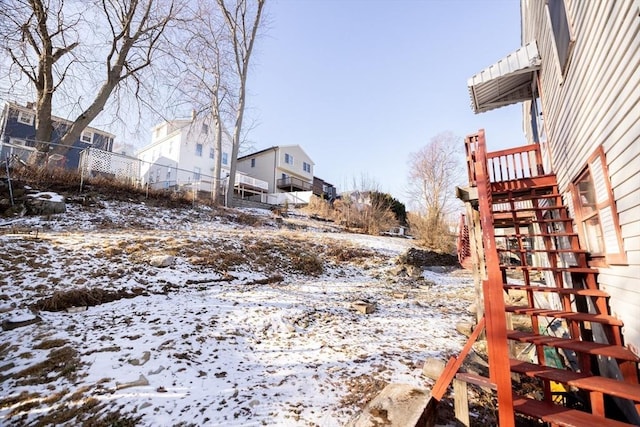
[468,41,541,114]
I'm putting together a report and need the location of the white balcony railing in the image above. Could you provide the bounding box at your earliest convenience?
[235,173,268,191]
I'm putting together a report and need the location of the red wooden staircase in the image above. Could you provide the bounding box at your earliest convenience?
[434,130,640,426]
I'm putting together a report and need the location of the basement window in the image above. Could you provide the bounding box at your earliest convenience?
[570,147,626,266]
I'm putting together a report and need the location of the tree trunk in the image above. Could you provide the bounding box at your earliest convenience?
[212,110,223,204]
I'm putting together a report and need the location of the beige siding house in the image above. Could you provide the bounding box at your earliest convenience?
[237,145,314,194]
[519,0,640,357]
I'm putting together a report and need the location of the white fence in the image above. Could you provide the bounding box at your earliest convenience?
[78,147,271,202]
[79,147,141,185]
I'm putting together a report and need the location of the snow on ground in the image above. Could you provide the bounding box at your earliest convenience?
[0,199,474,426]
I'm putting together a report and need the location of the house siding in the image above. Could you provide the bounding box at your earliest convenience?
[138,117,234,191]
[277,145,314,181]
[237,145,314,194]
[521,0,640,355]
[237,149,277,192]
[0,103,114,169]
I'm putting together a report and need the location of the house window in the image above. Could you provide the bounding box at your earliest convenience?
[546,0,574,76]
[202,124,209,134]
[222,152,228,165]
[303,162,311,173]
[570,146,626,266]
[251,158,256,168]
[17,111,34,125]
[167,168,172,180]
[81,130,93,143]
[193,167,201,180]
[209,147,215,159]
[284,153,294,165]
[195,143,203,157]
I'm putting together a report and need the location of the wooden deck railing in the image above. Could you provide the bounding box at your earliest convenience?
[465,135,546,186]
[486,144,545,183]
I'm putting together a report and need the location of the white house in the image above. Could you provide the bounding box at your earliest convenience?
[137,113,267,198]
[137,113,223,191]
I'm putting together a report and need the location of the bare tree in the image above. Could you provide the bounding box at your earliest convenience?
[215,0,265,208]
[408,131,463,222]
[168,0,233,204]
[0,0,81,158]
[407,131,463,250]
[0,0,178,162]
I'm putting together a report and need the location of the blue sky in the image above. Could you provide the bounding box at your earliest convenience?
[243,0,526,206]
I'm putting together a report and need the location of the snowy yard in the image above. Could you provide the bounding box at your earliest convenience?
[0,198,475,426]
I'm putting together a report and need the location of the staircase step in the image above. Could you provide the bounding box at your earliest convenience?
[497,248,588,254]
[507,330,639,361]
[494,232,580,239]
[513,395,635,427]
[492,206,565,214]
[505,306,623,326]
[503,284,609,297]
[510,360,640,403]
[495,193,563,202]
[501,266,596,274]
[498,218,575,225]
[491,175,558,194]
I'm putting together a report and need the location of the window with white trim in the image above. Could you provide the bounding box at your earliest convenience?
[284,153,293,165]
[250,158,256,168]
[209,147,215,159]
[546,0,574,76]
[303,161,311,173]
[17,111,34,125]
[193,167,201,180]
[81,130,93,143]
[222,152,228,165]
[195,143,203,157]
[570,147,626,266]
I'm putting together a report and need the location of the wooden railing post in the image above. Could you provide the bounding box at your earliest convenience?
[475,129,515,427]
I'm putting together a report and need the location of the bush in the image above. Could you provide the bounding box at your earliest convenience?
[408,212,456,253]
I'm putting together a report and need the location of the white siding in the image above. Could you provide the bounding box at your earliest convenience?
[237,149,277,192]
[277,145,314,181]
[522,0,640,356]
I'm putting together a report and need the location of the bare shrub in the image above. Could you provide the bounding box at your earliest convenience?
[408,212,456,253]
[325,245,373,262]
[290,252,323,276]
[303,196,333,220]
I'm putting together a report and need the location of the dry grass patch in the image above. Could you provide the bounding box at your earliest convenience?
[31,287,138,312]
[13,345,82,386]
[34,338,68,350]
[325,245,375,262]
[339,374,388,411]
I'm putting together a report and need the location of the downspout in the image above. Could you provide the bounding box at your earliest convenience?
[536,72,556,175]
